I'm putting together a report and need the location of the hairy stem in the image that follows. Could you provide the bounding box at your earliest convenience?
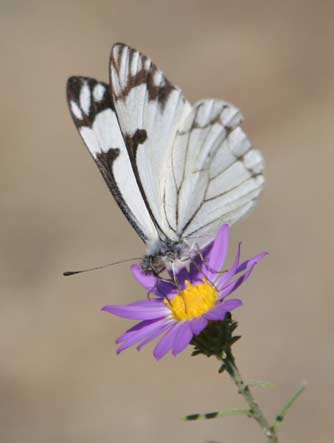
[222,353,278,443]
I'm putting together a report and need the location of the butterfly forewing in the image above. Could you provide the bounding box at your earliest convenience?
[66,76,160,245]
[110,43,192,241]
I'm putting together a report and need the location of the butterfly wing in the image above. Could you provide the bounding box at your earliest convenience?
[66,76,160,245]
[109,43,192,242]
[67,45,265,268]
[163,99,264,247]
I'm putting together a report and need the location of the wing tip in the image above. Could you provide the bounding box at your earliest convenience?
[112,42,138,54]
[66,76,109,100]
[110,42,152,71]
[66,76,86,101]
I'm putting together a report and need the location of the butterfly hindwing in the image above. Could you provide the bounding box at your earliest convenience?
[163,99,264,247]
[66,76,160,244]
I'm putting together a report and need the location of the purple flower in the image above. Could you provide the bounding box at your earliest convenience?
[102,225,267,360]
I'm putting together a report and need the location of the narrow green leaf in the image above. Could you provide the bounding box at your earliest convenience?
[183,408,250,421]
[273,382,307,432]
[243,379,275,389]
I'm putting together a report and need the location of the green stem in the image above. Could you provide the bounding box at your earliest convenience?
[222,353,278,443]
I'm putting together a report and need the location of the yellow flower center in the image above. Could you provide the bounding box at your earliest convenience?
[166,279,218,321]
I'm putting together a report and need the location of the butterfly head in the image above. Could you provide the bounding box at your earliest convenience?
[141,239,187,276]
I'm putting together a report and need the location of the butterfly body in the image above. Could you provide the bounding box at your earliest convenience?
[141,238,186,275]
[67,43,264,275]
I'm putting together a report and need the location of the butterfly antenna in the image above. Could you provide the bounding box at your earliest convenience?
[63,257,141,277]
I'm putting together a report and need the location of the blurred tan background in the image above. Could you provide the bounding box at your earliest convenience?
[1,1,333,442]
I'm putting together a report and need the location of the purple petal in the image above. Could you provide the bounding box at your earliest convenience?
[206,224,230,276]
[136,321,174,350]
[217,242,242,290]
[235,251,268,274]
[188,241,214,277]
[167,266,191,290]
[221,299,243,312]
[220,265,257,299]
[131,264,178,297]
[102,299,169,320]
[176,267,191,288]
[172,322,193,356]
[204,299,242,320]
[154,323,183,360]
[116,318,162,343]
[117,318,172,353]
[131,264,158,291]
[189,317,208,336]
[188,257,204,282]
[155,280,178,297]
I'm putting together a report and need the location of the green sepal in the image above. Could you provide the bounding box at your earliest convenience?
[191,313,240,359]
[218,363,226,373]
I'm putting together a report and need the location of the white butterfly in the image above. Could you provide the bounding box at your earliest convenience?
[67,43,264,275]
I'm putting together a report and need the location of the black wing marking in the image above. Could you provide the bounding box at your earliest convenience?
[66,76,160,244]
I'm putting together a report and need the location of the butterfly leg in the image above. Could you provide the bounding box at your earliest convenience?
[146,290,153,300]
[190,240,227,275]
[146,266,177,299]
[184,239,220,287]
[170,262,181,288]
